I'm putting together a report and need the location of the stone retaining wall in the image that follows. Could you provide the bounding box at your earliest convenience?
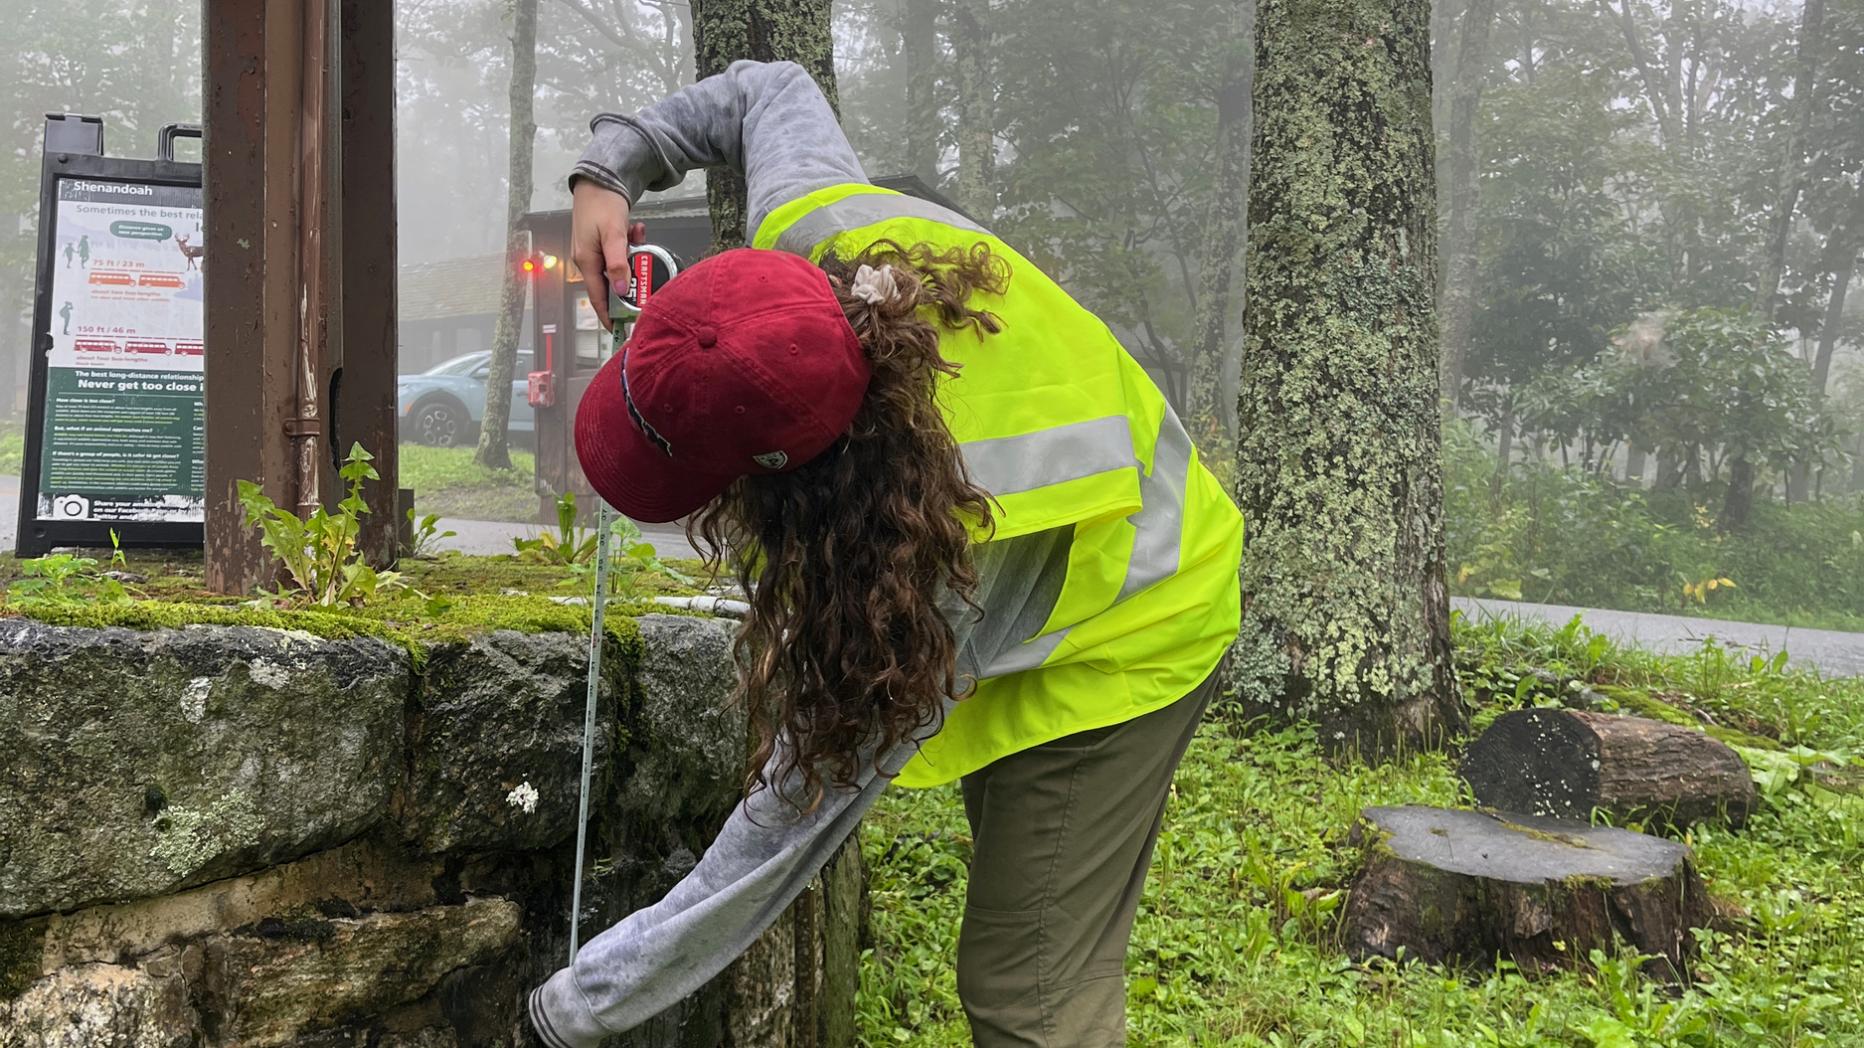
[0,614,863,1047]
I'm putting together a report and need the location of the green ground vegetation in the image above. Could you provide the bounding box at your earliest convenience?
[1445,423,1864,632]
[859,615,1864,1047]
[0,425,21,476]
[399,443,540,524]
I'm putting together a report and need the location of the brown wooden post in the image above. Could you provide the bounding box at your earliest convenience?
[339,0,399,566]
[292,0,340,520]
[204,0,397,592]
[203,0,308,594]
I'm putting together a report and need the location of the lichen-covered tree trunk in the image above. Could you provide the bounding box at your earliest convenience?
[474,0,538,471]
[1185,2,1254,466]
[1437,0,1495,406]
[952,0,994,219]
[1233,0,1462,755]
[691,0,838,252]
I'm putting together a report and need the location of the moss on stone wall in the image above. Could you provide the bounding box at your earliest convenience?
[0,553,684,666]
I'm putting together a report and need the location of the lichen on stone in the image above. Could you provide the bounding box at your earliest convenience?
[148,790,266,877]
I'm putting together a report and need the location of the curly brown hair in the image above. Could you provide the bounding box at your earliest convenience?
[689,240,1012,812]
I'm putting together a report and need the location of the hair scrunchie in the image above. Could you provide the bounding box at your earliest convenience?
[849,263,900,305]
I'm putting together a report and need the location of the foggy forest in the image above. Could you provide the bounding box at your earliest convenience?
[2,0,1863,1044]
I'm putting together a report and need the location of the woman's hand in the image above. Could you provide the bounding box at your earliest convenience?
[571,180,647,331]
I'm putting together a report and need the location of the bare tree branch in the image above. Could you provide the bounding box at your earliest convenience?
[1602,0,1679,146]
[555,0,630,47]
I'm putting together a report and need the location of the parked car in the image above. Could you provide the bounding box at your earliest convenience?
[397,350,536,447]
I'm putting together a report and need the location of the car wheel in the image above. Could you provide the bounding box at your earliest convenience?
[411,397,468,447]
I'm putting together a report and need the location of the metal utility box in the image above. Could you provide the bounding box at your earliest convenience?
[519,175,962,521]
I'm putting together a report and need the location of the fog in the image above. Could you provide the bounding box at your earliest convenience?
[2,0,1861,622]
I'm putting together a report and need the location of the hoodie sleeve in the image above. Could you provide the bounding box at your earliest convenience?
[526,528,1072,1047]
[570,59,868,243]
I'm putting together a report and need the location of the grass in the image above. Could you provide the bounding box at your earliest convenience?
[0,426,538,525]
[0,426,21,476]
[398,443,540,524]
[858,615,1864,1047]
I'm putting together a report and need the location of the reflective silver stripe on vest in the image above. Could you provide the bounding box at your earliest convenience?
[776,192,990,257]
[976,410,1195,680]
[1117,408,1192,601]
[961,416,1134,498]
[980,626,1068,679]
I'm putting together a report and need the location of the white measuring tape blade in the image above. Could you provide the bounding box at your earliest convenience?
[569,502,614,962]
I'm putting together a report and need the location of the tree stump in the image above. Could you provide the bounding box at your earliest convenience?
[1341,806,1711,978]
[1460,709,1757,830]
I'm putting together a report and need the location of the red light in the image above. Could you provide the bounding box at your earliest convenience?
[521,258,538,274]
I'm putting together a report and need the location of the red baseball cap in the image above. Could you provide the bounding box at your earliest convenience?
[574,248,870,523]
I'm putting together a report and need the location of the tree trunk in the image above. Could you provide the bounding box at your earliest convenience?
[1490,395,1514,505]
[1430,0,1464,146]
[1438,0,1496,406]
[1185,3,1254,456]
[1790,203,1859,501]
[1460,709,1757,831]
[1719,453,1755,532]
[1342,806,1713,981]
[902,0,940,185]
[1736,0,1824,498]
[1625,442,1648,486]
[952,0,993,219]
[1754,0,1826,315]
[691,0,839,251]
[1234,0,1462,756]
[1810,192,1862,398]
[473,0,539,471]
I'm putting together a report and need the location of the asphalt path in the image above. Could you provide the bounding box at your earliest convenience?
[1453,596,1864,679]
[432,513,697,560]
[0,475,1855,676]
[0,473,694,562]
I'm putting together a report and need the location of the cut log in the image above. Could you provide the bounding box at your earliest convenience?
[1460,709,1756,831]
[1342,806,1712,978]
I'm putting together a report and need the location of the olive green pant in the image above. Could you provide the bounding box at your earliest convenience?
[956,668,1220,1047]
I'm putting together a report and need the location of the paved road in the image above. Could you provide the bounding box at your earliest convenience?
[0,476,1855,675]
[432,514,696,560]
[1453,597,1864,678]
[0,473,694,562]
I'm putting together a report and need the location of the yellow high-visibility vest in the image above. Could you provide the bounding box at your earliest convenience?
[755,183,1243,788]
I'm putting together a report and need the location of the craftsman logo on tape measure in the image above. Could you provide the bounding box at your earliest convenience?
[633,250,655,308]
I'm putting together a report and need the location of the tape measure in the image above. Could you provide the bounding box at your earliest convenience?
[573,239,679,964]
[611,243,679,320]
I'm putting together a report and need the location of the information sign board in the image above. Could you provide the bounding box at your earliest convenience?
[16,117,204,556]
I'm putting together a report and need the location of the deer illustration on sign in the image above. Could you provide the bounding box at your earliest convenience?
[175,234,205,271]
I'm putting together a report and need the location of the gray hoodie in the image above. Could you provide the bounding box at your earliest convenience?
[529,60,1069,1048]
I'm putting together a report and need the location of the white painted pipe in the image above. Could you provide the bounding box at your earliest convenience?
[651,595,750,618]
